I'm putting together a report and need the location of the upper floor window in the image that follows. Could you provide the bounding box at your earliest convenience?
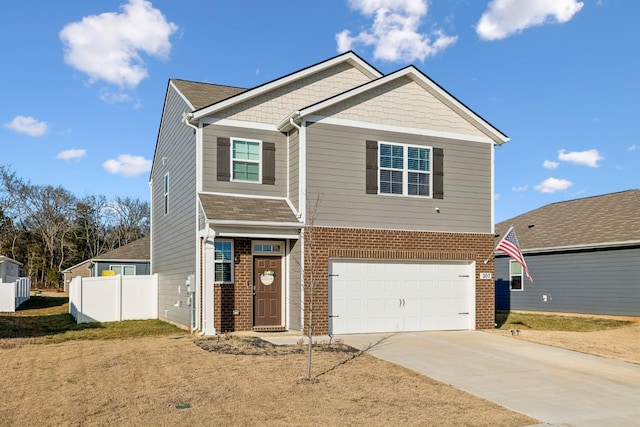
[232,138,261,182]
[379,142,431,197]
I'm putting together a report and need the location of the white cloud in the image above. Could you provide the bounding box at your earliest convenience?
[543,160,559,169]
[512,185,528,192]
[494,193,501,201]
[100,89,133,104]
[476,0,584,41]
[336,0,457,62]
[59,0,178,88]
[558,148,603,167]
[56,149,87,160]
[103,154,152,177]
[628,144,638,151]
[534,177,573,193]
[4,115,48,137]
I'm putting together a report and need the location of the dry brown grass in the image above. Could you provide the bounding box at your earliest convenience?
[0,335,538,426]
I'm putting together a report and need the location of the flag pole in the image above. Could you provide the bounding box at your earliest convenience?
[483,225,513,264]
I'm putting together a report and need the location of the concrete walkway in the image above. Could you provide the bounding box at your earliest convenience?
[332,331,640,426]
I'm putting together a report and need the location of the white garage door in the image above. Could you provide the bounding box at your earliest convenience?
[329,260,475,334]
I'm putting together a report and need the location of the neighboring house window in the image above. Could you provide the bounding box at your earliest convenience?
[231,138,261,182]
[509,260,523,291]
[111,265,136,275]
[379,142,432,197]
[214,240,233,283]
[164,173,169,215]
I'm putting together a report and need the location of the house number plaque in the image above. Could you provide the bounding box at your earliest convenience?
[260,269,275,286]
[480,272,492,279]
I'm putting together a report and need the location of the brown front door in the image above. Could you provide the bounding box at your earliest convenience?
[254,256,282,327]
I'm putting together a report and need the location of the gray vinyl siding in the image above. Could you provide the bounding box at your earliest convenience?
[288,239,302,330]
[305,121,492,232]
[495,247,640,316]
[201,124,287,197]
[151,85,197,328]
[289,130,299,211]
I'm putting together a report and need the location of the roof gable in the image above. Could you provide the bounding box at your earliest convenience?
[496,190,640,251]
[190,51,382,121]
[290,66,508,145]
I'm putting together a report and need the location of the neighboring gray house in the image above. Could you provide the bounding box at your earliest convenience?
[63,237,151,288]
[150,51,509,336]
[495,190,640,318]
[0,255,22,283]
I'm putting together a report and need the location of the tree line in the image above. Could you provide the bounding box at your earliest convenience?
[0,166,149,288]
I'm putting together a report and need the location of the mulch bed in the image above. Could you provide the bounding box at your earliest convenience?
[194,335,359,356]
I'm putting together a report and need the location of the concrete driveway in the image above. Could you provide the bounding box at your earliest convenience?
[336,331,640,427]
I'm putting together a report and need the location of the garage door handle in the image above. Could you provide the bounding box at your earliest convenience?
[399,298,405,307]
[329,315,339,318]
[459,312,469,315]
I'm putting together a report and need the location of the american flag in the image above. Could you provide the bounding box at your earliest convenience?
[497,226,533,282]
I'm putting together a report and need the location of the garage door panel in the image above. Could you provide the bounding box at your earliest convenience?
[330,260,475,334]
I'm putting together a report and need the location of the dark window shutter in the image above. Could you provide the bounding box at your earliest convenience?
[433,147,444,199]
[217,137,230,181]
[366,140,378,194]
[262,142,276,185]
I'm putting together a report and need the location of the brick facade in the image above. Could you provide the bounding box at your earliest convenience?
[302,227,496,335]
[213,228,495,335]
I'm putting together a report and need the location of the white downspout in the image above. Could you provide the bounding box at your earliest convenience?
[289,117,306,332]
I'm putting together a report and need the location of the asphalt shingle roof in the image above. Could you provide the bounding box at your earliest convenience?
[496,189,640,251]
[94,236,150,261]
[171,79,246,110]
[199,194,300,224]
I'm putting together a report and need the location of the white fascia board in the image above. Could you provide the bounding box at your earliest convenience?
[496,240,640,255]
[209,220,302,228]
[215,229,301,240]
[191,52,381,121]
[169,80,195,111]
[299,67,509,145]
[305,115,495,145]
[199,191,291,201]
[201,117,280,132]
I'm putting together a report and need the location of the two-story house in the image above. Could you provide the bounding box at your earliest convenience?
[150,51,509,336]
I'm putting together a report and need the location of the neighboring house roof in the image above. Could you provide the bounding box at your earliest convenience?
[92,236,150,262]
[496,189,640,253]
[199,193,300,226]
[0,255,22,266]
[62,259,90,274]
[171,79,246,110]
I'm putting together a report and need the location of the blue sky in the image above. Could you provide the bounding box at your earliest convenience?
[1,0,637,223]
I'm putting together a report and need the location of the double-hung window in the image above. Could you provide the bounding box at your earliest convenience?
[214,240,233,283]
[231,138,261,182]
[379,142,431,197]
[509,260,523,291]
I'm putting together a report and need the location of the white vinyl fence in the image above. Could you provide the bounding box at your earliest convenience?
[69,274,158,323]
[0,277,31,312]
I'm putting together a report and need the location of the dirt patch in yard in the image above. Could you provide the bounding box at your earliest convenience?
[0,335,537,426]
[489,322,640,365]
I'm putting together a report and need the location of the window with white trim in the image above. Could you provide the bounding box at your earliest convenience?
[379,142,431,197]
[110,265,136,276]
[231,138,261,182]
[252,241,284,255]
[164,173,169,215]
[214,240,233,283]
[509,260,523,291]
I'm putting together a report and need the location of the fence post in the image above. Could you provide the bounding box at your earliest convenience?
[116,274,123,321]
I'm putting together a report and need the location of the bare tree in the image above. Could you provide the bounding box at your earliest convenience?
[105,196,150,249]
[302,193,322,380]
[73,195,110,260]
